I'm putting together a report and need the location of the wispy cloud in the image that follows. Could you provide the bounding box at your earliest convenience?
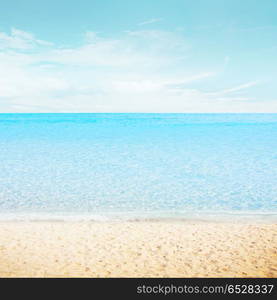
[137,18,162,26]
[211,81,260,96]
[111,73,214,93]
[0,28,273,113]
[0,28,52,50]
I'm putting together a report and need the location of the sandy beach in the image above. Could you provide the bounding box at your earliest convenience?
[0,221,276,277]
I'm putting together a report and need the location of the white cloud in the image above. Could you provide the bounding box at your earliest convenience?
[111,73,215,93]
[138,18,163,26]
[0,28,274,113]
[0,28,52,50]
[208,81,260,96]
[42,29,187,69]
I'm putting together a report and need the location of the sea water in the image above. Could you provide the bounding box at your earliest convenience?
[0,113,276,221]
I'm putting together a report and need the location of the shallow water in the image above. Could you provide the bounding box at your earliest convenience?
[0,113,276,221]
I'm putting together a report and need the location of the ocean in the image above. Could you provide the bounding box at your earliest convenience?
[0,113,276,221]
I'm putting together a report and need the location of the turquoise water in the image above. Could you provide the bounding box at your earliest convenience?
[0,113,276,221]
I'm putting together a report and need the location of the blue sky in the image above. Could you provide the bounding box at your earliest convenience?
[0,0,276,112]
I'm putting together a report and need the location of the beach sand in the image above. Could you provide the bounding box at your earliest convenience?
[0,221,276,277]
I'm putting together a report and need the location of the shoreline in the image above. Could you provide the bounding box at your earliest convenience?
[0,218,276,224]
[0,211,276,224]
[0,220,276,277]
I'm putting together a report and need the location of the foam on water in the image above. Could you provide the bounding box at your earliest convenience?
[0,113,276,222]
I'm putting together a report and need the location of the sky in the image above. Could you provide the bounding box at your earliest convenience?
[0,0,277,112]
